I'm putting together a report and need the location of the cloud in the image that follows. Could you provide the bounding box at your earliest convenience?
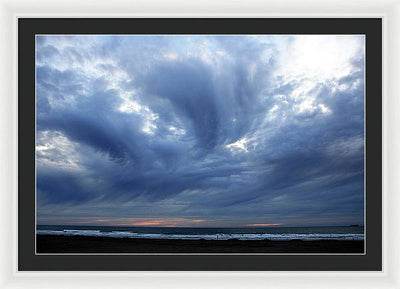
[36,35,365,227]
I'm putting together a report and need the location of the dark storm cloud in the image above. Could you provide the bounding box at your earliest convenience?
[36,35,365,226]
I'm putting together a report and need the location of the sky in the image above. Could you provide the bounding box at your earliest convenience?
[36,35,365,227]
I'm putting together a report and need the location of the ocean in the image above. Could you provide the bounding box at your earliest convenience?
[36,225,364,241]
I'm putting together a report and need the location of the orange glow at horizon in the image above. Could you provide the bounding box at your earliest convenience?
[38,216,284,228]
[131,221,164,226]
[246,223,282,227]
[114,218,207,227]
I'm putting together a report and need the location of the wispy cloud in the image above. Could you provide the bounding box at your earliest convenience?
[36,35,365,227]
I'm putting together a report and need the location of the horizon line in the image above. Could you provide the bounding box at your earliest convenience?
[36,224,364,228]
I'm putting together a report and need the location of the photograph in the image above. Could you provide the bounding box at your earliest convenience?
[35,34,366,254]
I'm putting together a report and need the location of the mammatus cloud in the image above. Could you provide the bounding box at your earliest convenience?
[36,35,365,227]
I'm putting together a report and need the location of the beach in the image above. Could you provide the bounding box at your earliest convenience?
[36,235,364,253]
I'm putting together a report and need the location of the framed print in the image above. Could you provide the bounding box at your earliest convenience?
[16,18,382,271]
[1,0,400,285]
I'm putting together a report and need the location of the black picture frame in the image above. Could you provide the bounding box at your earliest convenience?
[18,18,382,271]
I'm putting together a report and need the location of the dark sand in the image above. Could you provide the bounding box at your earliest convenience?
[36,235,364,253]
